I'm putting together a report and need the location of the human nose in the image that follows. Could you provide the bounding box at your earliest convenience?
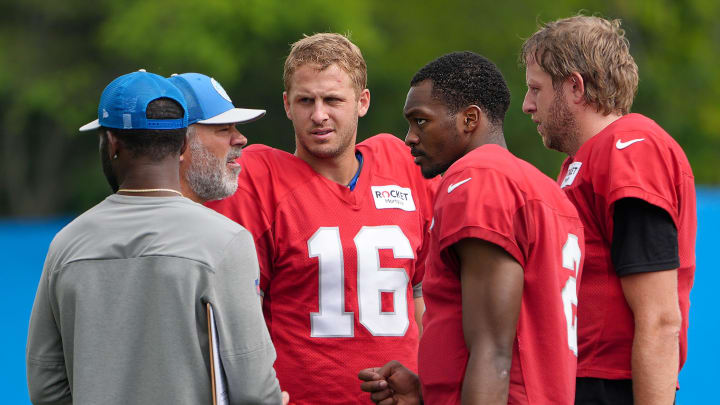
[522,90,535,115]
[230,126,248,147]
[405,128,419,146]
[311,101,329,125]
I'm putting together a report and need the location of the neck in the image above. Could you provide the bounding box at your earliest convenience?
[116,158,183,197]
[571,109,624,155]
[178,155,204,203]
[296,146,359,186]
[178,178,203,204]
[466,127,508,153]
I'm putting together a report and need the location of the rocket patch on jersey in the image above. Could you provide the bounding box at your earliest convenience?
[371,185,416,211]
[561,162,583,188]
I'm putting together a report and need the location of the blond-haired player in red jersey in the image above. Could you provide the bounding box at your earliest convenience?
[206,33,438,404]
[360,52,584,404]
[522,15,697,405]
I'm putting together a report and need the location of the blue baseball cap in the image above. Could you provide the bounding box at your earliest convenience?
[167,73,265,125]
[79,69,189,131]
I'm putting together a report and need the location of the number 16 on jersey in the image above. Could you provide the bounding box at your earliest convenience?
[308,225,414,338]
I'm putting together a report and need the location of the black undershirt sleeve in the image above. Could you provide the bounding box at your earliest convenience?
[611,197,680,277]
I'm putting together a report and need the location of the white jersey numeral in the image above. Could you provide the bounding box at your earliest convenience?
[561,233,581,356]
[309,226,413,337]
[309,227,354,337]
[355,226,413,336]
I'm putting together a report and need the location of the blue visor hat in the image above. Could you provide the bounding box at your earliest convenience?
[79,70,189,131]
[168,73,265,125]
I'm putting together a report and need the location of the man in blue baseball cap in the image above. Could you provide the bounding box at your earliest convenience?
[168,72,265,203]
[27,70,283,404]
[78,69,190,195]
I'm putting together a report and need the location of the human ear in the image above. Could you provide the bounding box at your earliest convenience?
[568,72,585,104]
[283,91,292,120]
[105,130,121,159]
[357,88,370,118]
[179,132,189,159]
[461,105,482,133]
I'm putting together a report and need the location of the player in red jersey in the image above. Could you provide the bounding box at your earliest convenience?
[206,33,437,404]
[359,52,584,404]
[521,15,697,405]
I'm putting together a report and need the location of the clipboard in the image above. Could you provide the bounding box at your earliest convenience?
[207,303,229,405]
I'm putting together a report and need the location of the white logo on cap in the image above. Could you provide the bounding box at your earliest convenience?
[102,109,109,118]
[210,78,232,103]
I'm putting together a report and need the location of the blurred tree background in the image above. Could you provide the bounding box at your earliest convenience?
[1,0,718,216]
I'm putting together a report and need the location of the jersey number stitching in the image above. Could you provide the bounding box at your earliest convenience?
[308,226,413,338]
[561,233,581,356]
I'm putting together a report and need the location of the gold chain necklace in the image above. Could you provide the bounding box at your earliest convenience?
[117,188,183,197]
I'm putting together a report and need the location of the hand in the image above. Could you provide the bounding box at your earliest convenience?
[281,391,290,405]
[358,360,422,405]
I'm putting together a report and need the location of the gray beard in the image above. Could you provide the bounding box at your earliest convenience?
[184,137,240,202]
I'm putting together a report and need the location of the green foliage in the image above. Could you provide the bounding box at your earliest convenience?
[1,0,717,216]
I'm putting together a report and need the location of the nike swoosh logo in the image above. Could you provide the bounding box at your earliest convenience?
[616,138,645,149]
[447,177,472,193]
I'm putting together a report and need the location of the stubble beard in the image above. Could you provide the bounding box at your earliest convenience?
[419,123,461,179]
[184,136,241,202]
[420,163,447,179]
[297,112,358,161]
[541,91,580,155]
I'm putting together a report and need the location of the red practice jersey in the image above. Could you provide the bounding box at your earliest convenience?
[557,113,696,380]
[419,145,584,405]
[207,134,438,404]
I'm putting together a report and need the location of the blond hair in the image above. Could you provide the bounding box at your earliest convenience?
[283,33,367,95]
[521,15,639,115]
